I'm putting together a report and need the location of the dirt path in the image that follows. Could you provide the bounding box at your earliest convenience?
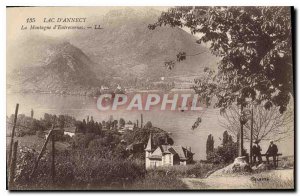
[182,169,294,189]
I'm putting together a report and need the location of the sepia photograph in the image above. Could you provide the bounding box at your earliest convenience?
[6,6,294,190]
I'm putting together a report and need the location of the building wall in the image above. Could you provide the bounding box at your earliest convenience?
[162,154,173,166]
[145,151,151,169]
[146,151,165,169]
[150,160,162,168]
[64,132,75,137]
[146,146,193,169]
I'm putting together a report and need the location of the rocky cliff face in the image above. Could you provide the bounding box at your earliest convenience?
[8,40,100,95]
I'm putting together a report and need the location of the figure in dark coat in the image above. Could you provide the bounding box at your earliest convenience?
[266,140,278,168]
[252,140,262,164]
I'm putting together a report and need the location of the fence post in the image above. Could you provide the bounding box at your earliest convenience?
[30,125,54,178]
[9,140,18,189]
[250,106,254,164]
[51,133,55,184]
[9,104,19,166]
[238,104,244,157]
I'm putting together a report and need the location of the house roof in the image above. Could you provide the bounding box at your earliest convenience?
[169,146,188,160]
[160,145,171,154]
[64,127,76,133]
[145,133,152,151]
[149,155,162,159]
[149,146,162,159]
[148,145,192,161]
[45,128,63,133]
[125,124,134,128]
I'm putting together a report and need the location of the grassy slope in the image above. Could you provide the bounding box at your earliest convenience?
[6,135,70,152]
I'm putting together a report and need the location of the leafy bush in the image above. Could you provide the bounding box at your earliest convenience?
[123,127,173,150]
[130,169,187,190]
[15,146,52,189]
[207,142,238,164]
[14,146,145,190]
[206,131,238,164]
[72,133,95,148]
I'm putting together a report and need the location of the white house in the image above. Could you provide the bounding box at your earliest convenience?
[145,134,194,169]
[124,123,134,131]
[64,127,76,137]
[101,85,109,90]
[118,123,135,133]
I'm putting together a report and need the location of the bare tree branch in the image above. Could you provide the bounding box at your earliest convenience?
[219,103,293,142]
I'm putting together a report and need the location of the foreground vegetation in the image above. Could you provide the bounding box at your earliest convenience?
[8,113,211,190]
[8,112,294,190]
[12,140,224,190]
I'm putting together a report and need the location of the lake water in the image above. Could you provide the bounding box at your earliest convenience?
[7,93,293,160]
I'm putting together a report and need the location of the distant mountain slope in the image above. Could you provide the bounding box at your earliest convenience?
[8,41,101,95]
[7,8,219,93]
[68,8,218,81]
[7,33,62,73]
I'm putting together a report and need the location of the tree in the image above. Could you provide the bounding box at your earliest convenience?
[112,120,119,130]
[206,134,214,159]
[144,121,153,129]
[207,131,238,163]
[150,6,293,113]
[102,120,106,128]
[222,131,233,146]
[90,116,94,123]
[220,103,293,142]
[86,119,96,133]
[30,109,34,118]
[58,115,65,129]
[119,118,125,128]
[95,122,102,135]
[127,120,133,125]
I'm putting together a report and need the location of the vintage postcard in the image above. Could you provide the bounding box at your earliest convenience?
[6,6,294,190]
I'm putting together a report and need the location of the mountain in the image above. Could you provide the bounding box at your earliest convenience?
[7,33,61,73]
[7,8,219,93]
[68,8,218,81]
[8,39,101,95]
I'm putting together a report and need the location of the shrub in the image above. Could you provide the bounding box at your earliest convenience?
[130,169,187,190]
[14,146,52,189]
[36,130,45,138]
[207,142,238,164]
[14,147,146,189]
[72,133,95,148]
[206,131,238,164]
